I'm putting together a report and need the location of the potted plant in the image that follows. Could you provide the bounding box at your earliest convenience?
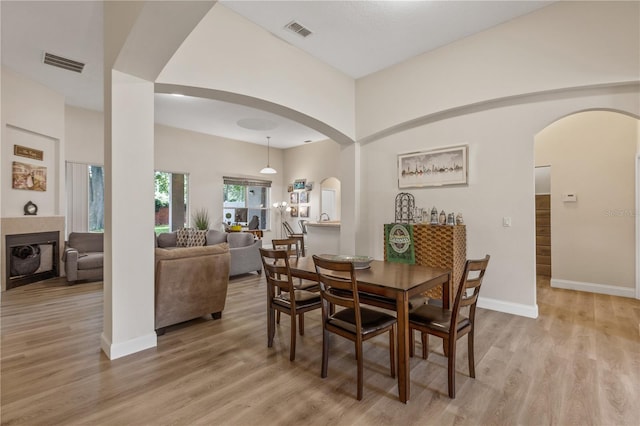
[192,208,210,230]
[225,212,232,225]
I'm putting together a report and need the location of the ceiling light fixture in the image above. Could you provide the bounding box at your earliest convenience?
[260,136,277,174]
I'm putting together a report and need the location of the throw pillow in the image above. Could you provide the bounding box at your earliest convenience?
[188,229,207,247]
[176,228,192,247]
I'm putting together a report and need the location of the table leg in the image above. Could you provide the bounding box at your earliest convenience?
[396,292,410,403]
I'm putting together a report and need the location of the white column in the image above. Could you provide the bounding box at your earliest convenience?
[101,69,156,359]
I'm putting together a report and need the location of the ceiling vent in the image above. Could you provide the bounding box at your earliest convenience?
[43,52,85,73]
[284,20,312,38]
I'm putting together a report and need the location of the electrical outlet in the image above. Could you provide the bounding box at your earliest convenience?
[503,217,512,227]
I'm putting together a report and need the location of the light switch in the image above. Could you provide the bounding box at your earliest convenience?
[503,217,512,227]
[562,193,577,202]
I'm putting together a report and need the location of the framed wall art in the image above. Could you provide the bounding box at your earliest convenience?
[12,161,47,191]
[398,145,468,189]
[299,205,309,218]
[289,205,298,217]
[289,192,299,204]
[299,191,308,203]
[293,179,306,190]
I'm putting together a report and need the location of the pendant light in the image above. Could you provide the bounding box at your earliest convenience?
[260,136,277,174]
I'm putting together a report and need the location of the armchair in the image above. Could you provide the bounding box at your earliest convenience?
[63,232,104,284]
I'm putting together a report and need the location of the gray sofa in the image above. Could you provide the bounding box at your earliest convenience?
[63,232,104,283]
[156,229,262,277]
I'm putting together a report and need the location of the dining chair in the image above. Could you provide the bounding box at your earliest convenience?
[312,255,397,401]
[408,255,490,398]
[259,248,322,361]
[282,221,306,256]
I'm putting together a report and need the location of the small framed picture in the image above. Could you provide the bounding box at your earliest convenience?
[293,179,306,190]
[299,205,309,218]
[289,192,299,204]
[287,184,293,193]
[289,205,298,217]
[299,191,308,203]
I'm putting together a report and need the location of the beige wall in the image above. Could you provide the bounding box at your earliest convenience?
[356,1,640,140]
[1,68,65,218]
[535,111,638,293]
[282,139,341,223]
[65,106,104,165]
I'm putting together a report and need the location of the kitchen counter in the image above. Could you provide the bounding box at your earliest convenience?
[306,221,340,228]
[305,222,340,255]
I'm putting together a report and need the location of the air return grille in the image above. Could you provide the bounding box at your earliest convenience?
[285,21,312,38]
[43,52,85,73]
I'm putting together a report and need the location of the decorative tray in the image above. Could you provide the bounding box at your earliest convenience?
[317,254,374,269]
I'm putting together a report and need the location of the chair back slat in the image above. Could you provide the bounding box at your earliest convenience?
[450,255,490,333]
[260,248,295,294]
[313,255,359,314]
[272,238,300,259]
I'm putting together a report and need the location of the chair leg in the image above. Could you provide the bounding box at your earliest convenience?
[356,340,364,401]
[447,338,456,398]
[389,325,396,378]
[299,313,305,336]
[421,332,429,360]
[276,310,281,325]
[409,328,414,358]
[290,312,297,361]
[267,307,275,348]
[468,329,476,378]
[321,328,329,378]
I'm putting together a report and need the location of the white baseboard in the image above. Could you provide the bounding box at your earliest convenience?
[550,278,636,298]
[477,296,539,319]
[101,332,156,360]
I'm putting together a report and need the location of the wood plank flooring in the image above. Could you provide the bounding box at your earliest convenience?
[1,274,639,425]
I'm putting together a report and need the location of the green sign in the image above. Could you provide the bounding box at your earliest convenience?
[385,223,415,264]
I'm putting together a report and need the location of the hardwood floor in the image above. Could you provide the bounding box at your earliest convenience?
[1,274,639,425]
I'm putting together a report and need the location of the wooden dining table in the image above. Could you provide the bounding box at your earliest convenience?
[288,256,451,403]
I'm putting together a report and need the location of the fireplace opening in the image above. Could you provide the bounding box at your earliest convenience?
[5,231,59,289]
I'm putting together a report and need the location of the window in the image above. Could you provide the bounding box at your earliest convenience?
[155,171,189,234]
[66,162,104,234]
[223,177,271,230]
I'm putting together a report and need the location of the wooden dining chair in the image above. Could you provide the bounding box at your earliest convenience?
[312,255,397,401]
[260,248,322,361]
[282,221,306,256]
[408,255,490,398]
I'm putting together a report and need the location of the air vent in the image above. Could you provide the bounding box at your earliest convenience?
[43,52,85,73]
[285,20,312,38]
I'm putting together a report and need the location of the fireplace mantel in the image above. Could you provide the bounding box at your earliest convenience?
[1,216,65,291]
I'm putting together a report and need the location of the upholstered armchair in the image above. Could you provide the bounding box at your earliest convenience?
[63,232,104,284]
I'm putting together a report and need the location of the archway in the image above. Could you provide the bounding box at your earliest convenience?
[534,110,639,299]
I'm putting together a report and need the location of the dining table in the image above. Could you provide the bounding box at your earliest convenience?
[287,256,451,403]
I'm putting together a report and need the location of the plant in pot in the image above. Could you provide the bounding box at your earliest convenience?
[225,212,232,225]
[192,208,210,230]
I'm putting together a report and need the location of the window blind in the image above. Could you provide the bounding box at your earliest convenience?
[223,176,271,188]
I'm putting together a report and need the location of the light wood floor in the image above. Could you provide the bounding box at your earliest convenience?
[1,274,639,425]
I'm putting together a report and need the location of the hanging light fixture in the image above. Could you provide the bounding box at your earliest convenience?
[260,136,277,174]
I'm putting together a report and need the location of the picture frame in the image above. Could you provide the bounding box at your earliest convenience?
[289,205,298,217]
[299,205,309,218]
[398,145,468,189]
[299,191,308,203]
[287,184,293,193]
[12,161,47,191]
[289,192,299,204]
[293,179,306,190]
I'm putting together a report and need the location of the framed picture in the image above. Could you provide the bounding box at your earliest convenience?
[293,179,306,190]
[299,205,309,218]
[289,205,298,217]
[398,145,468,189]
[289,192,299,204]
[12,161,47,191]
[287,184,293,193]
[299,191,308,203]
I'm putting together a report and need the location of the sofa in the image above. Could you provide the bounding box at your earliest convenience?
[156,229,262,277]
[155,243,230,335]
[63,232,104,284]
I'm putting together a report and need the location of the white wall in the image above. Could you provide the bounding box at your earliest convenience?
[1,68,65,218]
[156,3,355,143]
[357,88,639,317]
[535,111,638,294]
[65,106,104,165]
[154,123,285,241]
[356,1,640,140]
[282,139,341,224]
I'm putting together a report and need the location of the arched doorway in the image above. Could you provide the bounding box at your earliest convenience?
[534,110,639,298]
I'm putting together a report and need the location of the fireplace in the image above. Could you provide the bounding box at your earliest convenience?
[5,231,59,289]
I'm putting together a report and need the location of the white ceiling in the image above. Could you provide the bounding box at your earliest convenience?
[1,1,553,148]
